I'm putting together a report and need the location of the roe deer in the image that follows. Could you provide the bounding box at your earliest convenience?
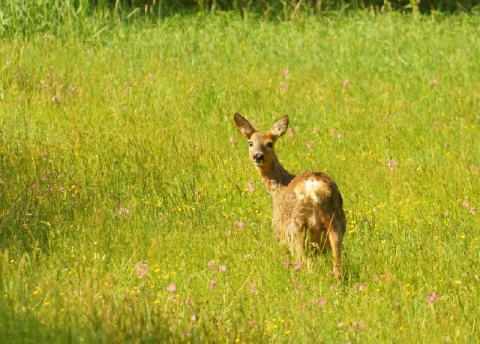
[234,113,346,279]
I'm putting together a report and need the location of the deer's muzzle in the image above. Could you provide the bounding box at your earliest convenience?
[253,153,265,165]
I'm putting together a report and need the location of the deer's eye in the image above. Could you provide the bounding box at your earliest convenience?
[248,141,253,147]
[266,142,273,148]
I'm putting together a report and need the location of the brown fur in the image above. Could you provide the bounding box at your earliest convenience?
[234,113,346,279]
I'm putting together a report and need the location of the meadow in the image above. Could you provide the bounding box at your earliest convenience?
[0,9,479,343]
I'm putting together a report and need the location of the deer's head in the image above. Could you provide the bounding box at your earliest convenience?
[234,113,289,170]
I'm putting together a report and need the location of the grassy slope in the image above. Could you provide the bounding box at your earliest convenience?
[0,12,479,343]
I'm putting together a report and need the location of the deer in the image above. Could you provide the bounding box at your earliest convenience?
[234,113,346,280]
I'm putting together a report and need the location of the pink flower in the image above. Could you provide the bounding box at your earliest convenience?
[294,261,302,271]
[280,82,289,93]
[235,221,244,229]
[358,283,367,291]
[209,281,219,290]
[387,159,398,171]
[207,260,216,271]
[284,260,291,269]
[134,261,149,279]
[427,292,439,305]
[219,265,228,272]
[185,297,194,306]
[306,141,314,149]
[311,297,327,306]
[118,204,131,215]
[247,182,254,192]
[167,283,177,293]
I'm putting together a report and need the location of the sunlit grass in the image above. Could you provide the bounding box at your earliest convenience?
[0,12,479,343]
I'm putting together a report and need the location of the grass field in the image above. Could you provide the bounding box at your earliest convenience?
[1,11,479,343]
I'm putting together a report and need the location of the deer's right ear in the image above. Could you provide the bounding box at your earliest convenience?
[234,113,255,139]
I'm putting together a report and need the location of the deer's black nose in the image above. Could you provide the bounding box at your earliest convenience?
[253,153,265,163]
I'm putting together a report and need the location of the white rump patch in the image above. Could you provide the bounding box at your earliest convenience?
[295,178,329,203]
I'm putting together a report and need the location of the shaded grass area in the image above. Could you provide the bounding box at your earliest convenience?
[0,13,479,342]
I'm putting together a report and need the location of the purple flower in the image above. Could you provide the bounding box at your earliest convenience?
[247,182,254,192]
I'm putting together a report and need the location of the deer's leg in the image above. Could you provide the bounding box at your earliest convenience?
[294,226,305,261]
[328,222,343,281]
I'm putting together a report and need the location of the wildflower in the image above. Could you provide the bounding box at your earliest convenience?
[282,68,290,78]
[306,141,314,149]
[118,204,131,215]
[294,261,301,271]
[185,297,194,306]
[191,314,197,322]
[195,189,201,200]
[349,321,366,333]
[426,292,439,305]
[134,261,149,279]
[209,281,219,290]
[235,221,244,229]
[431,78,438,86]
[207,260,217,271]
[248,280,259,295]
[167,283,176,293]
[462,200,470,207]
[311,297,327,306]
[358,283,367,291]
[247,182,254,192]
[337,322,344,328]
[219,265,228,272]
[387,159,398,171]
[52,95,61,103]
[280,82,289,93]
[284,260,291,269]
[243,254,250,261]
[343,79,350,88]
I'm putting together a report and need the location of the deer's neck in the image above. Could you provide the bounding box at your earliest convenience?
[257,157,295,197]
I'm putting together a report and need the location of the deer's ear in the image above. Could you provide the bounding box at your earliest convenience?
[234,113,255,139]
[270,115,289,138]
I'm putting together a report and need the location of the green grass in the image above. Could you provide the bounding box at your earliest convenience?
[1,12,479,343]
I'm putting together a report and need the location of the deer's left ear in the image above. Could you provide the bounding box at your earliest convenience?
[270,115,289,138]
